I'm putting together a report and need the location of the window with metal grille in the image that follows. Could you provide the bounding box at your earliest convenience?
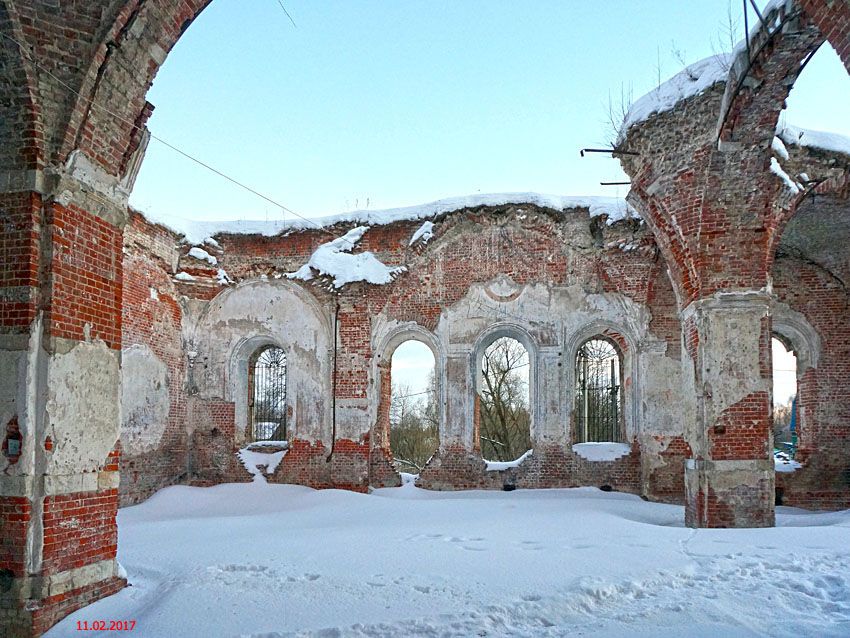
[248,346,287,442]
[574,338,622,443]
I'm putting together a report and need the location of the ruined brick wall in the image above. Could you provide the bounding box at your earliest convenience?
[164,204,686,499]
[772,255,850,509]
[118,213,191,505]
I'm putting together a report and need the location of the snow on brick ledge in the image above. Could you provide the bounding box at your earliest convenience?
[138,192,640,245]
[619,53,733,142]
[288,226,406,289]
[187,246,218,265]
[776,123,850,158]
[485,449,533,472]
[572,442,631,462]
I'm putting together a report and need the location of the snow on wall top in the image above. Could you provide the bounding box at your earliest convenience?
[139,192,639,245]
[777,123,850,158]
[287,226,406,289]
[619,53,734,141]
[619,0,814,144]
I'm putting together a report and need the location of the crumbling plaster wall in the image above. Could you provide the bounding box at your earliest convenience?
[187,279,333,442]
[118,214,191,505]
[156,205,687,500]
[119,192,849,509]
[184,277,334,486]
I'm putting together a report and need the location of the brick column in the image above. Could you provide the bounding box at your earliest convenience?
[369,360,400,488]
[0,168,126,636]
[681,293,775,528]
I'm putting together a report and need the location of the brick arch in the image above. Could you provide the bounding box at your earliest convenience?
[625,186,699,306]
[2,0,212,174]
[716,0,850,151]
[64,0,212,174]
[0,2,43,171]
[67,0,209,175]
[799,0,850,72]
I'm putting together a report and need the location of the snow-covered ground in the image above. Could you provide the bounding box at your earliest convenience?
[47,482,850,637]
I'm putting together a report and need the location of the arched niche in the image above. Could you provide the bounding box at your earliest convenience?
[191,278,334,446]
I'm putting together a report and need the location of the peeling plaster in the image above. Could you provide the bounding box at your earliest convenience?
[121,344,169,455]
[189,280,333,445]
[44,339,120,475]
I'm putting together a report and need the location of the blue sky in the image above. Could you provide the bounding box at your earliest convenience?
[130,0,850,224]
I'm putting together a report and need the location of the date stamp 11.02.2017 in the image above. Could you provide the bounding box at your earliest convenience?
[76,620,136,631]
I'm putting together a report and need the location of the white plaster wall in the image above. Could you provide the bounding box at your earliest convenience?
[189,280,333,444]
[120,343,169,455]
[44,339,121,475]
[398,276,687,450]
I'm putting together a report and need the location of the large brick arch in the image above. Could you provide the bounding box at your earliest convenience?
[0,0,212,175]
[618,0,850,530]
[717,0,824,147]
[0,3,215,636]
[717,0,850,150]
[0,3,42,172]
[62,0,212,174]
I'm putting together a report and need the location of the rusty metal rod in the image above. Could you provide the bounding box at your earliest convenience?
[580,148,640,157]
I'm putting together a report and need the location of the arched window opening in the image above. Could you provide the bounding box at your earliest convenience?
[248,346,287,442]
[478,336,532,463]
[772,337,798,459]
[389,340,438,474]
[575,338,623,443]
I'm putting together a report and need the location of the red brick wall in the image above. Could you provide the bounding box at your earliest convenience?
[46,202,122,349]
[0,496,30,576]
[0,192,41,332]
[120,213,190,505]
[42,489,119,575]
[772,255,850,509]
[189,399,247,486]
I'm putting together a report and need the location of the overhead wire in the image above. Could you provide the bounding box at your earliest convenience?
[274,0,298,29]
[0,29,360,248]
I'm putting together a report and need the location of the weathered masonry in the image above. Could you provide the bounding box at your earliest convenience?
[1,0,849,635]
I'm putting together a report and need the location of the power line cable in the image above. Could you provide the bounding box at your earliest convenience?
[0,29,360,248]
[274,0,298,28]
